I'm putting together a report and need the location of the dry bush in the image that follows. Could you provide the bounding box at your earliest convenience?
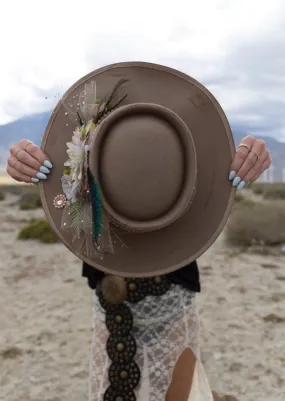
[19,191,42,210]
[251,182,285,199]
[226,200,285,247]
[0,191,5,201]
[234,192,254,207]
[1,346,23,359]
[18,219,58,243]
[0,183,34,196]
[234,192,244,202]
[263,183,285,200]
[251,182,266,195]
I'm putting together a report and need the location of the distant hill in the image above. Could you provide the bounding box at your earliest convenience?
[0,111,284,181]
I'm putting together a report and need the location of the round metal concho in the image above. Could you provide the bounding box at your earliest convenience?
[104,386,136,401]
[106,304,133,335]
[97,288,118,312]
[147,276,172,296]
[101,275,128,305]
[109,361,140,391]
[107,334,137,363]
[125,278,149,303]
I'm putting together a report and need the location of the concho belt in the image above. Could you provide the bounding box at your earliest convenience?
[96,275,172,401]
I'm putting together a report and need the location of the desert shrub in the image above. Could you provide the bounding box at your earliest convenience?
[251,182,285,199]
[0,184,33,196]
[234,193,244,202]
[0,191,5,201]
[18,219,58,243]
[225,200,285,246]
[233,192,254,207]
[251,183,265,195]
[1,346,23,359]
[19,191,41,210]
[263,183,285,200]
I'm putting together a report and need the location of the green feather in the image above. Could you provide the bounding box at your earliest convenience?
[87,168,102,247]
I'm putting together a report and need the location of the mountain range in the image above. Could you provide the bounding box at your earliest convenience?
[0,111,284,181]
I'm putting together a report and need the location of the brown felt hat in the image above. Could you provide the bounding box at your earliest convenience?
[40,61,235,277]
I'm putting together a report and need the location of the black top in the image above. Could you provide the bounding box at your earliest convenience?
[82,261,201,292]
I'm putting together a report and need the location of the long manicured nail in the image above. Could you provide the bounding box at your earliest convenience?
[43,160,53,169]
[237,180,246,190]
[40,165,50,174]
[31,177,39,183]
[232,176,241,187]
[228,170,236,180]
[37,172,47,180]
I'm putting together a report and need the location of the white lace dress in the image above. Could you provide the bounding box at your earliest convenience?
[89,285,213,401]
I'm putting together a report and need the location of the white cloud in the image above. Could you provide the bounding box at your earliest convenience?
[1,0,285,140]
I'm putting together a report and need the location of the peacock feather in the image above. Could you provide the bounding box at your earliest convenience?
[87,167,102,248]
[94,79,129,124]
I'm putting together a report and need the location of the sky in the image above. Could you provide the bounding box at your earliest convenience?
[1,0,285,140]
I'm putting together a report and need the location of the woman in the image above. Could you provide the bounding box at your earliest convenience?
[6,135,271,401]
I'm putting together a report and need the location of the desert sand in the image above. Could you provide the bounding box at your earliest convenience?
[1,192,285,401]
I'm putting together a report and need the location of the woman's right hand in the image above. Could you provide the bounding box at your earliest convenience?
[6,139,53,184]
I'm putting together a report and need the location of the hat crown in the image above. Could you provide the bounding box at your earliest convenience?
[89,102,197,233]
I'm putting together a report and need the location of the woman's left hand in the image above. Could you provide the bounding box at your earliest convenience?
[228,135,272,190]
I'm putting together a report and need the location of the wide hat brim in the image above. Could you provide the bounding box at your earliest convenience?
[40,62,235,277]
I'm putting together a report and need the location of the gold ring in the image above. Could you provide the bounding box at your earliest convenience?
[24,142,32,151]
[15,149,21,158]
[250,150,259,160]
[238,143,251,151]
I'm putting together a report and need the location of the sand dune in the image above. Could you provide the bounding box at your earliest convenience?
[0,193,284,401]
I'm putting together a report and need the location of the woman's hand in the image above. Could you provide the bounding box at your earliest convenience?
[228,135,272,190]
[6,140,53,184]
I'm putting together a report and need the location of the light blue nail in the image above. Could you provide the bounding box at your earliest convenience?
[31,177,39,183]
[237,180,246,190]
[40,165,50,174]
[232,176,241,187]
[43,160,53,169]
[228,170,236,180]
[37,172,47,180]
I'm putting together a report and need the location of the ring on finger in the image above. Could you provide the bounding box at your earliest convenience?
[13,159,19,168]
[24,142,32,151]
[238,143,251,151]
[250,150,259,160]
[15,149,21,158]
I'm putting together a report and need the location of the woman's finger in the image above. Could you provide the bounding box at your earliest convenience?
[241,149,269,184]
[19,140,52,167]
[231,139,265,188]
[10,145,41,171]
[7,156,40,180]
[10,144,52,179]
[229,135,255,178]
[250,156,272,183]
[6,165,37,184]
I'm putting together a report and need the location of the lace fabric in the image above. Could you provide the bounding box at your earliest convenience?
[89,285,213,401]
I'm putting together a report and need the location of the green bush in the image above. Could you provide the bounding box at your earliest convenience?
[225,200,285,246]
[18,219,58,243]
[19,191,42,210]
[0,191,5,201]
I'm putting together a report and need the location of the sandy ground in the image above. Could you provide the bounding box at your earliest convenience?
[1,193,285,401]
